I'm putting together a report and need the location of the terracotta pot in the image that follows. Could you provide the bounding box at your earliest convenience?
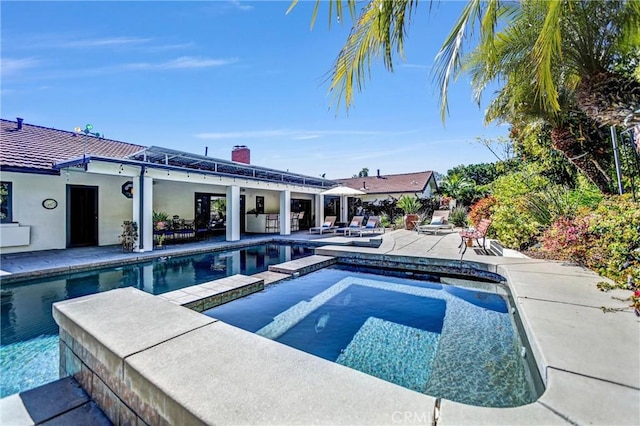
[405,214,419,230]
[466,238,474,247]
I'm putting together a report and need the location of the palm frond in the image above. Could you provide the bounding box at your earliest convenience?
[531,0,565,113]
[325,0,418,112]
[433,0,506,122]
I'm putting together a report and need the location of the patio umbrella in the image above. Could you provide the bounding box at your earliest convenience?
[320,186,366,222]
[320,186,366,196]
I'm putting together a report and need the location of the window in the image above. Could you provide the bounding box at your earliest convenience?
[0,182,12,223]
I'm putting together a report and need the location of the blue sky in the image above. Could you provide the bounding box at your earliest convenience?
[1,1,508,179]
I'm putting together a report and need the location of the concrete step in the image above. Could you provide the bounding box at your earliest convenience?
[0,377,111,425]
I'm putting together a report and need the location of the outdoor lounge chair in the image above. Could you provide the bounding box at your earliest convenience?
[459,218,492,255]
[349,216,385,237]
[335,216,365,235]
[415,210,454,234]
[309,216,338,234]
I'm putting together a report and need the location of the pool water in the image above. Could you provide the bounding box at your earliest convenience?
[204,267,539,407]
[0,243,312,397]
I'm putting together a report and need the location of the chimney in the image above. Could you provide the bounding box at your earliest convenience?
[377,169,380,177]
[16,117,23,130]
[232,145,250,164]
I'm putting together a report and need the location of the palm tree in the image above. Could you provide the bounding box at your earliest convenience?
[440,173,475,200]
[437,0,640,127]
[465,1,614,192]
[291,0,640,127]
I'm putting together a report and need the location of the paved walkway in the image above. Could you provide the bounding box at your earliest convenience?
[1,230,638,425]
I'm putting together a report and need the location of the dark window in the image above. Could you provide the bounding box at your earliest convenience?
[0,182,12,223]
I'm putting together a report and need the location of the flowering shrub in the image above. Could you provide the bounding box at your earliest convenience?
[587,196,640,287]
[541,215,592,262]
[631,290,640,317]
[540,195,640,288]
[468,196,497,227]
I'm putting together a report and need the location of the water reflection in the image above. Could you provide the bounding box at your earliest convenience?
[0,244,311,346]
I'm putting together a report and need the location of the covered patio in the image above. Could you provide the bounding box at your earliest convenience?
[54,146,336,252]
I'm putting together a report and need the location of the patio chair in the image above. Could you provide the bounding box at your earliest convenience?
[415,210,454,235]
[266,213,279,233]
[459,218,492,255]
[335,216,365,235]
[290,212,300,232]
[349,216,385,237]
[309,216,338,234]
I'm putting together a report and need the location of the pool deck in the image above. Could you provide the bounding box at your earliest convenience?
[1,230,639,425]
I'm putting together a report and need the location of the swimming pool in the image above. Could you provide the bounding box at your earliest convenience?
[0,243,312,397]
[204,266,542,407]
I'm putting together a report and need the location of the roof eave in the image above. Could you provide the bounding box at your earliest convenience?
[1,165,60,175]
[54,155,337,189]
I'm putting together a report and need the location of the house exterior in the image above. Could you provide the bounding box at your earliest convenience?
[337,170,438,202]
[0,118,335,254]
[326,170,438,222]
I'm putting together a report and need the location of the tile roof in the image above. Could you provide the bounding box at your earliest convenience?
[1,119,144,172]
[336,171,435,195]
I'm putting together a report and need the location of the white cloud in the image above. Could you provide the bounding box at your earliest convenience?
[121,56,239,70]
[293,135,321,140]
[147,42,195,52]
[1,57,40,76]
[58,37,153,48]
[160,56,239,69]
[195,129,387,140]
[229,0,254,11]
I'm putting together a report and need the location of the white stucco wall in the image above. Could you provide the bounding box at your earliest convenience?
[1,167,325,253]
[152,180,229,220]
[0,170,136,253]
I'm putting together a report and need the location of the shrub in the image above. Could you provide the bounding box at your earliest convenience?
[540,195,640,288]
[524,185,579,227]
[393,215,405,229]
[488,165,550,249]
[568,175,603,209]
[468,196,497,227]
[586,196,640,286]
[449,207,468,227]
[378,213,391,228]
[541,215,592,261]
[490,204,541,249]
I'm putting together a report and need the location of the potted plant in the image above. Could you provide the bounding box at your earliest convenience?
[397,195,421,230]
[120,221,138,252]
[153,211,169,230]
[156,233,166,249]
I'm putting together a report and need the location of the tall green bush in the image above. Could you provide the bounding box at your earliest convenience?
[489,164,551,249]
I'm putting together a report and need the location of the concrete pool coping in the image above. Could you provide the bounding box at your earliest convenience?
[2,230,639,425]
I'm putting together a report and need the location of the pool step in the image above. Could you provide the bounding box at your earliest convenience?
[159,274,264,312]
[0,377,110,425]
[268,254,336,276]
[252,270,291,285]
